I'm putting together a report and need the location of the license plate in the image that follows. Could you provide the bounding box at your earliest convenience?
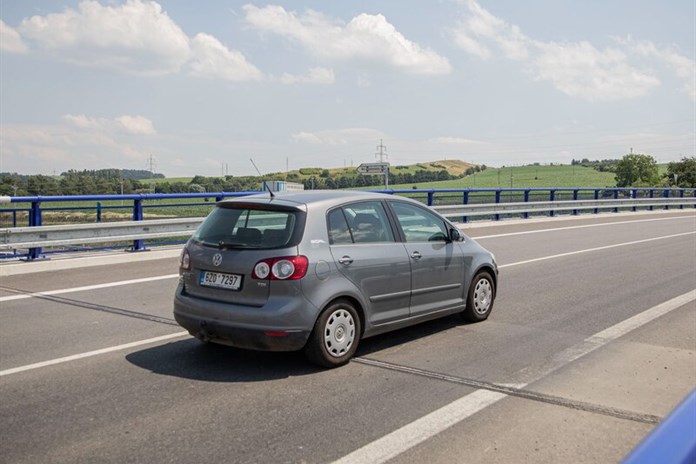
[199,271,242,290]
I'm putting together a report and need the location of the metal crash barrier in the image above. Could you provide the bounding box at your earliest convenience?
[1,188,694,260]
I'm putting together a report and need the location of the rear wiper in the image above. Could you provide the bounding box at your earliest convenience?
[218,241,243,249]
[218,241,262,249]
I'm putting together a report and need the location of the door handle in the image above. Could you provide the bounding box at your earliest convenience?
[410,251,422,260]
[338,256,353,265]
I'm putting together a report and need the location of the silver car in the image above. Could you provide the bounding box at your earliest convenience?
[174,191,497,367]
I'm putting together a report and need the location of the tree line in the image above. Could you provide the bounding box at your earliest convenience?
[2,157,693,196]
[0,167,463,196]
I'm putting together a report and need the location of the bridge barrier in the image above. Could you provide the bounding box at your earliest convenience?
[1,190,695,260]
[622,389,696,464]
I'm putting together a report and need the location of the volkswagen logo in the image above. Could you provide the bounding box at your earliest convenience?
[212,253,223,267]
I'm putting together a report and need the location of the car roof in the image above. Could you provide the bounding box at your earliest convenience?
[217,190,420,211]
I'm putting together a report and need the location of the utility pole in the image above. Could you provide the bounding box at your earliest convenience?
[146,155,157,192]
[376,139,388,163]
[375,139,389,189]
[146,154,156,174]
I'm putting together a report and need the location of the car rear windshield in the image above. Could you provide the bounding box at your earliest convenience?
[192,206,302,249]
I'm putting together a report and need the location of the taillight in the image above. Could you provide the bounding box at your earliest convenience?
[252,256,308,280]
[180,248,191,272]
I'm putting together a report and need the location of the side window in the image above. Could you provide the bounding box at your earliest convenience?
[391,202,448,243]
[327,202,394,244]
[327,209,352,245]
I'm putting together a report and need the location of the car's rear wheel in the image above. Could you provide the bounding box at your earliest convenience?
[305,300,361,368]
[462,271,495,322]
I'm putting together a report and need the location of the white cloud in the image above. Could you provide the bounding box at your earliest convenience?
[0,122,146,173]
[616,37,696,101]
[18,0,191,75]
[15,0,262,81]
[280,67,335,85]
[243,4,451,75]
[452,30,490,59]
[291,128,383,145]
[533,41,660,101]
[115,115,156,135]
[63,113,156,135]
[452,0,664,101]
[430,136,485,145]
[0,20,28,54]
[188,33,263,81]
[63,114,103,129]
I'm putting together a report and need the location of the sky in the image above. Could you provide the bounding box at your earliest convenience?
[0,0,694,177]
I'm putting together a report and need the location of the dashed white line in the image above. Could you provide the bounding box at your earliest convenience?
[471,215,695,240]
[0,332,188,377]
[0,274,179,303]
[498,231,696,269]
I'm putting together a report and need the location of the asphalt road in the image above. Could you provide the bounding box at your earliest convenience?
[1,210,694,464]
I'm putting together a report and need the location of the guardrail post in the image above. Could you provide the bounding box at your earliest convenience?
[632,189,638,212]
[131,198,145,252]
[27,200,43,260]
[549,190,555,217]
[572,189,579,215]
[594,189,599,214]
[96,202,102,223]
[663,188,670,210]
[613,189,619,213]
[462,191,469,223]
[679,189,684,209]
[494,190,501,221]
[649,189,654,211]
[427,191,434,207]
[523,190,530,219]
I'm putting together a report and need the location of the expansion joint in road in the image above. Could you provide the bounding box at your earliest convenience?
[353,357,661,425]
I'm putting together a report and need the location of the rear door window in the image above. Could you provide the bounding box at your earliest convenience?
[193,207,298,248]
[327,201,394,244]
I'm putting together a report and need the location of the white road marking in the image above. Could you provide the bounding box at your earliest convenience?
[334,290,696,464]
[332,390,506,464]
[0,332,188,377]
[0,274,179,303]
[472,215,696,240]
[498,231,696,269]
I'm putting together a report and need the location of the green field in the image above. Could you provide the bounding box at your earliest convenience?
[369,164,617,190]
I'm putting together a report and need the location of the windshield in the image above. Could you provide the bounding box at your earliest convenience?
[192,207,301,249]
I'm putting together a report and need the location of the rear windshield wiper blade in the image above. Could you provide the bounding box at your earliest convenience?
[217,241,262,249]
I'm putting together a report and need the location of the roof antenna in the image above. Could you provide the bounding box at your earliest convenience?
[250,158,274,199]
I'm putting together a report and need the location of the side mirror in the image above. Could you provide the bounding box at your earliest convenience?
[449,228,464,242]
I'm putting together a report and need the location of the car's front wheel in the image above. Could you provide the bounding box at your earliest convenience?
[462,271,495,322]
[305,300,361,368]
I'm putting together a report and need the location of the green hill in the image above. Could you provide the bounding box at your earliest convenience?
[382,164,617,190]
[141,161,628,190]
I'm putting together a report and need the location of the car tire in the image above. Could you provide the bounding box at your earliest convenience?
[305,300,361,368]
[462,271,495,322]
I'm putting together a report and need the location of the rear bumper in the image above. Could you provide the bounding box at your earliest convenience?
[173,285,315,351]
[174,311,310,351]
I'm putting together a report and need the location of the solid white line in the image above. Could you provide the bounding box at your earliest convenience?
[498,231,696,269]
[472,215,696,240]
[0,331,188,377]
[334,290,696,464]
[0,274,179,303]
[332,390,506,464]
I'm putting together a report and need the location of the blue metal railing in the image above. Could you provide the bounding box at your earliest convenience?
[1,187,694,260]
[622,389,696,464]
